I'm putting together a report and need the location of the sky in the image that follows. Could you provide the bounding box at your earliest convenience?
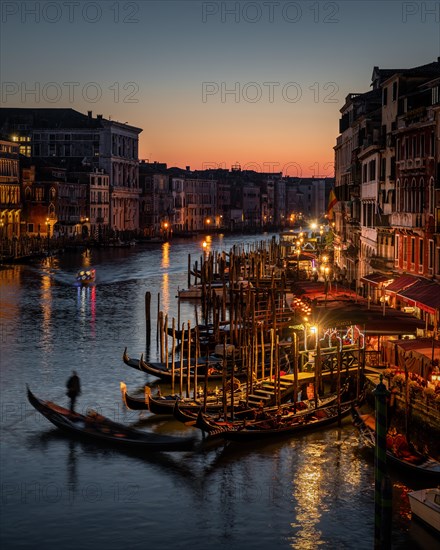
[1,0,438,176]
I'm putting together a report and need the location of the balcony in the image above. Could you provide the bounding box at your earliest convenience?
[390,212,425,229]
[397,158,426,171]
[361,181,378,200]
[370,256,394,271]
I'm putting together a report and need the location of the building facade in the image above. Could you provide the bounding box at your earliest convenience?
[334,59,440,288]
[0,108,142,233]
[0,139,21,238]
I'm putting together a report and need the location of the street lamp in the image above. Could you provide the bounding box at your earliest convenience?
[303,317,309,352]
[310,325,318,349]
[296,246,301,279]
[320,265,331,306]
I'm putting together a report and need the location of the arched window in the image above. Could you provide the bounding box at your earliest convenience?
[411,178,417,213]
[428,177,434,214]
[403,178,409,211]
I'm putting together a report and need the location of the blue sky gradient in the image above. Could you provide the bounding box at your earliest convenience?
[1,1,437,175]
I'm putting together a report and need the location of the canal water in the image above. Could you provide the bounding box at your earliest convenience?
[0,234,436,550]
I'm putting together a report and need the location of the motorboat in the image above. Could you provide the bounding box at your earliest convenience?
[408,487,440,533]
[76,268,96,284]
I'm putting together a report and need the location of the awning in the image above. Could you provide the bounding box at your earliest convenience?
[397,279,440,314]
[360,273,391,286]
[384,274,419,294]
[383,338,440,377]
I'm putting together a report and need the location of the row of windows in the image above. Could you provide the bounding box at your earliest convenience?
[395,235,434,269]
[396,133,435,160]
[90,176,109,186]
[0,144,19,154]
[0,159,19,177]
[33,133,100,141]
[396,178,434,214]
[362,160,376,183]
[90,207,108,219]
[90,191,109,203]
[0,185,20,204]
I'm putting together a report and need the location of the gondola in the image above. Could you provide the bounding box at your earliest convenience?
[195,402,353,442]
[166,324,215,341]
[148,392,225,415]
[351,405,440,481]
[120,381,240,414]
[27,386,196,452]
[124,348,291,384]
[138,354,247,382]
[122,347,142,370]
[173,387,346,426]
[120,382,151,411]
[123,347,225,380]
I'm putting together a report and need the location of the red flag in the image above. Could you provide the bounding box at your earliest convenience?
[327,189,338,220]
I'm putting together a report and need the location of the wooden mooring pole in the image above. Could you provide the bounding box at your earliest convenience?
[373,375,391,549]
[145,291,151,346]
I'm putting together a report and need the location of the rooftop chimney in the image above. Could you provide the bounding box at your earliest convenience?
[88,111,92,118]
[97,114,103,120]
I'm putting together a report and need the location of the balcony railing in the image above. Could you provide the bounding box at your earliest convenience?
[389,212,425,228]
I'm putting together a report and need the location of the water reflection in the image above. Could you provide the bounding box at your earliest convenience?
[291,443,324,549]
[0,235,417,550]
[161,273,170,312]
[81,248,92,268]
[161,241,170,268]
[289,430,366,549]
[40,274,55,382]
[75,285,97,339]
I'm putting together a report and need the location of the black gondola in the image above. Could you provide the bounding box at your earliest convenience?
[351,405,440,481]
[122,347,142,370]
[120,381,242,414]
[27,386,196,452]
[195,402,353,442]
[138,354,244,382]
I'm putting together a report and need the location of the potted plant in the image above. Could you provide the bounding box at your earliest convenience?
[393,373,405,391]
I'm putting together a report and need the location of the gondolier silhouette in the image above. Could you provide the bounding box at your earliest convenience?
[66,370,81,412]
